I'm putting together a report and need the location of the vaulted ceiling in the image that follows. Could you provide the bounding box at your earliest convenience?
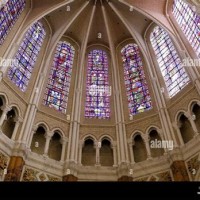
[24,0,176,49]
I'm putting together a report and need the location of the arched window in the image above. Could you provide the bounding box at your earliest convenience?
[192,103,200,132]
[179,114,194,143]
[0,96,4,119]
[173,0,200,57]
[43,42,75,113]
[82,139,96,166]
[149,130,164,157]
[2,108,17,139]
[121,44,152,115]
[85,50,111,119]
[150,26,190,97]
[133,135,147,163]
[0,0,26,45]
[30,126,46,155]
[7,21,46,92]
[100,139,113,166]
[48,132,62,161]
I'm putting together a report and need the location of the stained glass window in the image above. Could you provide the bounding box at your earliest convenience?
[85,50,111,119]
[43,41,75,113]
[173,0,200,57]
[7,21,46,92]
[0,0,26,45]
[121,44,152,116]
[150,26,190,97]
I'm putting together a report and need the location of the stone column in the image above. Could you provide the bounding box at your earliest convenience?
[11,117,23,140]
[128,140,135,165]
[27,126,38,148]
[0,106,11,127]
[66,3,96,170]
[78,141,83,165]
[43,134,52,156]
[4,156,24,181]
[95,141,101,166]
[102,4,129,168]
[0,42,20,78]
[172,122,185,146]
[61,137,68,162]
[112,142,117,167]
[187,114,199,136]
[143,135,152,160]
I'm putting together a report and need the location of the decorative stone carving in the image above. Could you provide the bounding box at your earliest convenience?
[47,175,60,182]
[22,166,61,182]
[148,175,157,181]
[157,171,172,181]
[0,152,9,176]
[134,171,172,182]
[187,154,200,180]
[134,177,148,182]
[22,168,37,181]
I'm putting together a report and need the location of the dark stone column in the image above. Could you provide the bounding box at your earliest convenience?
[63,174,78,182]
[4,156,24,181]
[118,176,133,182]
[171,160,190,181]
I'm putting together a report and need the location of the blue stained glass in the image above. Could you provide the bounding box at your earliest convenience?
[0,0,25,45]
[173,0,200,57]
[150,26,190,97]
[85,50,111,119]
[43,41,75,113]
[7,21,46,92]
[121,43,152,115]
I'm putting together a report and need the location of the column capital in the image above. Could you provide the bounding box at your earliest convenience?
[61,137,68,144]
[4,105,12,113]
[111,141,117,148]
[32,125,38,132]
[45,133,52,140]
[0,71,3,82]
[79,140,84,148]
[127,139,134,146]
[94,141,101,149]
[188,115,196,121]
[143,134,150,142]
[184,112,192,120]
[172,121,182,129]
[14,116,23,123]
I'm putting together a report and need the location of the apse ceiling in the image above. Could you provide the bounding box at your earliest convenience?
[29,0,172,48]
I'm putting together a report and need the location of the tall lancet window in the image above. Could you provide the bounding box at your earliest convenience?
[173,0,200,57]
[0,0,26,45]
[121,44,152,116]
[7,21,46,92]
[85,50,111,119]
[150,26,190,97]
[43,41,75,113]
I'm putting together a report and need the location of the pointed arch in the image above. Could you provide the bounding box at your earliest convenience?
[85,49,111,119]
[173,0,200,57]
[150,25,190,97]
[7,21,46,92]
[43,41,75,113]
[121,43,152,115]
[0,0,26,45]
